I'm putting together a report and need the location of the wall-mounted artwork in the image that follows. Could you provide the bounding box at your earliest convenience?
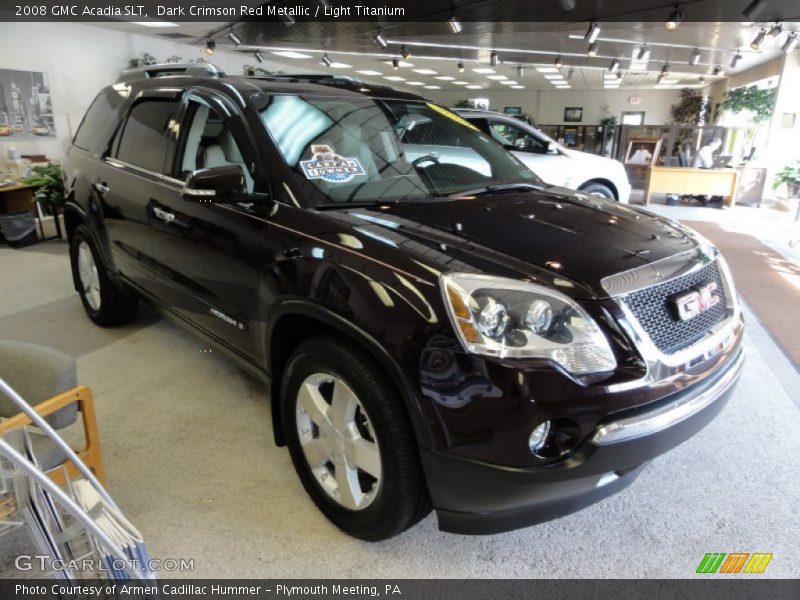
[0,68,56,139]
[564,107,583,123]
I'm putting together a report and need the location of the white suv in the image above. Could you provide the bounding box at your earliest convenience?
[456,109,631,203]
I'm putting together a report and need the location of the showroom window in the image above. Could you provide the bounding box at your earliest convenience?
[115,98,179,174]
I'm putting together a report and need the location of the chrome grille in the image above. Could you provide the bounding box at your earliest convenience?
[622,260,728,355]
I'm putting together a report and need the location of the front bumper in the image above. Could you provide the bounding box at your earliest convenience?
[421,345,744,535]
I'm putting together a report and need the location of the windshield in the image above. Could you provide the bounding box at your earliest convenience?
[259,95,543,206]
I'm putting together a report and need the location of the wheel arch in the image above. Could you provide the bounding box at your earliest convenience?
[266,300,430,450]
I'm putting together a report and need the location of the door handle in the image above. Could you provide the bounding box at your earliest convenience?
[152,206,175,224]
[94,182,110,195]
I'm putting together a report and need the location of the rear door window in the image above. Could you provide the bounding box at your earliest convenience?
[115,98,179,174]
[73,88,127,154]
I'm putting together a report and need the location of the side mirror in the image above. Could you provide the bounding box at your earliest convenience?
[182,164,246,203]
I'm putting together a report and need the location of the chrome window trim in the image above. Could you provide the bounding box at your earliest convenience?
[104,158,184,188]
[593,347,744,445]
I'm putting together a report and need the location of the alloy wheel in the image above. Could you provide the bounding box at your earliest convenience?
[77,241,101,311]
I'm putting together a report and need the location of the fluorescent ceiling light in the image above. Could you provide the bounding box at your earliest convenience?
[500,80,519,85]
[452,81,469,85]
[271,50,313,59]
[660,79,679,84]
[134,21,179,27]
[486,75,507,80]
[536,67,560,73]
[511,85,525,89]
[544,74,565,79]
[472,68,495,74]
[383,76,406,81]
[356,70,382,76]
[435,76,455,80]
[412,68,438,75]
[329,62,352,69]
[406,81,426,86]
[466,85,483,89]
[424,85,442,89]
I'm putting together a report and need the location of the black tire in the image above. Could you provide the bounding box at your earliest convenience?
[580,182,616,200]
[281,335,431,541]
[69,225,138,327]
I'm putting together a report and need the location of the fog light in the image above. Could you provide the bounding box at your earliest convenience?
[528,421,552,455]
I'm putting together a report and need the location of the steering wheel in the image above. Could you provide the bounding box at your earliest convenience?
[412,154,440,168]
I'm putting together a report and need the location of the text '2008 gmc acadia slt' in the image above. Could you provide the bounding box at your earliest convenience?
[63,64,744,540]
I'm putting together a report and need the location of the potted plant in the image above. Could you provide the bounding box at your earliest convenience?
[23,163,65,239]
[773,162,800,199]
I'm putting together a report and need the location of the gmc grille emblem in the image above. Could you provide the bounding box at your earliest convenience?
[672,282,720,321]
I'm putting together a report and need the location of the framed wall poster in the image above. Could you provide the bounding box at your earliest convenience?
[564,107,583,123]
[0,68,56,139]
[504,106,522,115]
[625,138,662,166]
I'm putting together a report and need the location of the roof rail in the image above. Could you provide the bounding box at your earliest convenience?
[116,63,225,83]
[251,74,360,84]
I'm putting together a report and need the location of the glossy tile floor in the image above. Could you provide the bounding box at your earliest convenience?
[1,224,799,578]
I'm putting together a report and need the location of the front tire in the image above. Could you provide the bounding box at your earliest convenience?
[69,225,137,326]
[281,336,431,540]
[580,182,616,200]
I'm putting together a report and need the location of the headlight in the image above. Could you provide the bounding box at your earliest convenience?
[441,273,617,374]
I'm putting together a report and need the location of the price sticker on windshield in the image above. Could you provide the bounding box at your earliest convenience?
[426,103,480,132]
[300,144,366,183]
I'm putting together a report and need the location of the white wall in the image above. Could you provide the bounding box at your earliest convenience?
[426,86,680,125]
[0,22,295,161]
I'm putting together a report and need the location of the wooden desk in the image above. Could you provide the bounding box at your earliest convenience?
[643,167,740,207]
[0,183,36,214]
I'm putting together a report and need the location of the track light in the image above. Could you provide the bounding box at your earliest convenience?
[228,30,242,46]
[517,65,524,77]
[664,6,683,31]
[783,33,799,53]
[372,31,388,49]
[566,67,575,81]
[401,46,411,60]
[584,22,600,44]
[392,58,399,70]
[609,59,620,73]
[558,0,576,10]
[321,53,333,67]
[204,40,216,55]
[254,51,263,63]
[713,65,724,76]
[637,44,650,61]
[661,63,671,76]
[554,55,564,68]
[742,0,765,20]
[699,75,706,84]
[587,42,599,57]
[751,29,766,50]
[730,51,742,68]
[490,52,499,66]
[458,61,465,73]
[689,48,701,65]
[617,70,624,80]
[768,23,783,38]
[448,15,463,35]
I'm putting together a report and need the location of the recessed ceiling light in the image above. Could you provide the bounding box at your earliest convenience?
[500,80,519,85]
[472,68,495,74]
[134,21,179,27]
[536,67,560,73]
[271,50,313,59]
[384,60,414,68]
[544,74,565,80]
[452,81,469,85]
[383,76,406,81]
[466,85,483,89]
[511,85,525,89]
[412,68,438,75]
[424,85,442,89]
[356,70,382,76]
[486,75,507,80]
[329,62,352,69]
[406,81,426,86]
[435,76,455,80]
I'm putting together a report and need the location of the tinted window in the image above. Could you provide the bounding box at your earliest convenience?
[73,89,125,153]
[115,99,178,173]
[489,120,548,152]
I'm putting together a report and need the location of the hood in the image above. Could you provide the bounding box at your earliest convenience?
[335,189,699,299]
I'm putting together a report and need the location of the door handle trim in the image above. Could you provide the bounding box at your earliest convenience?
[93,182,110,195]
[152,206,175,224]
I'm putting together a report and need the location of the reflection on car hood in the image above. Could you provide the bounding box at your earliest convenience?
[339,188,699,299]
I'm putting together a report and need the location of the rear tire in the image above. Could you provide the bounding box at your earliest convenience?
[69,225,138,327]
[580,182,616,200]
[281,335,431,540]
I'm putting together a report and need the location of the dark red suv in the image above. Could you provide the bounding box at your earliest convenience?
[62,64,744,540]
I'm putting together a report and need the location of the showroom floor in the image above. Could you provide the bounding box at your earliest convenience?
[1,208,799,578]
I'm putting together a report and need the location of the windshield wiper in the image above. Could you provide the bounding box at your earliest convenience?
[447,182,547,198]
